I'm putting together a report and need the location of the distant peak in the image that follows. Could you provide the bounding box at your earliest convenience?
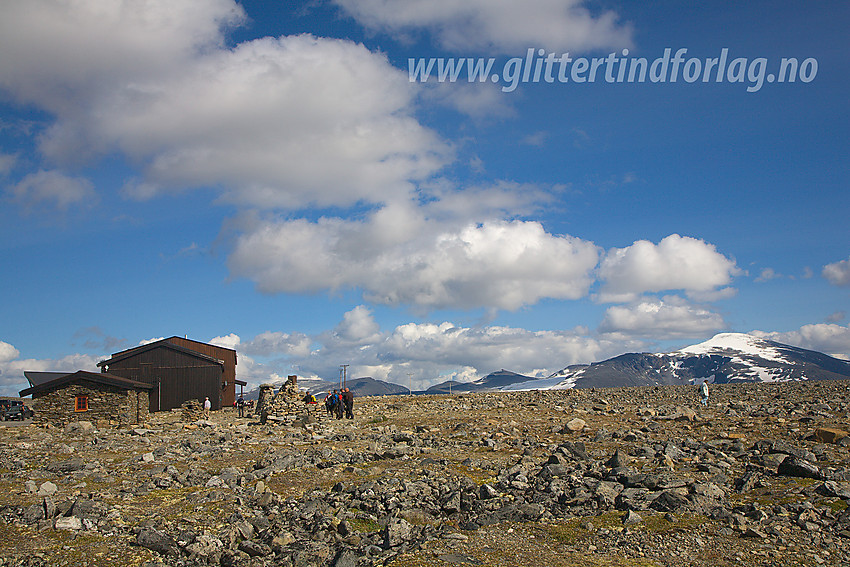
[677,332,787,362]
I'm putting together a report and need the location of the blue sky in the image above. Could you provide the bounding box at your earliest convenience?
[1,0,848,395]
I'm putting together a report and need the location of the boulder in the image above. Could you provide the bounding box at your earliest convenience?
[813,427,848,444]
[817,481,850,499]
[605,449,630,469]
[54,516,83,531]
[777,457,822,480]
[137,528,178,556]
[37,481,58,497]
[594,481,624,508]
[65,421,94,434]
[383,518,413,548]
[47,458,84,474]
[563,418,587,433]
[650,488,690,512]
[238,540,271,557]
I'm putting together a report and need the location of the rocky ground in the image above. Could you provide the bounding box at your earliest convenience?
[1,381,849,567]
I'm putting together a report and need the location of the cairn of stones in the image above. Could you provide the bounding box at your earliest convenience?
[255,375,321,426]
[180,399,205,422]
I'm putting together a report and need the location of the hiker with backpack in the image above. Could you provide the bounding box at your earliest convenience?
[325,390,338,416]
[335,390,344,419]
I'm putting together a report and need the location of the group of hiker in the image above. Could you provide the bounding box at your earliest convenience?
[321,388,355,419]
[233,387,355,420]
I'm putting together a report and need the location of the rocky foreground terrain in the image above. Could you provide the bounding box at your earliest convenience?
[1,381,849,567]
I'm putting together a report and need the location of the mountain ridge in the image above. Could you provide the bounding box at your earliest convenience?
[424,369,538,394]
[241,333,849,397]
[510,332,850,391]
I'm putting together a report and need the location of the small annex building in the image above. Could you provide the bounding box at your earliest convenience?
[96,337,241,412]
[19,371,153,427]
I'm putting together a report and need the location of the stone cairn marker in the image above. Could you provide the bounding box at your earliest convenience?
[180,399,205,422]
[256,375,322,426]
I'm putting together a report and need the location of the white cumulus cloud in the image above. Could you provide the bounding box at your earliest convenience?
[108,35,450,209]
[755,267,781,283]
[333,306,383,344]
[228,209,601,310]
[241,331,312,358]
[751,323,850,359]
[0,0,244,111]
[0,2,450,211]
[334,0,632,54]
[0,341,21,363]
[210,333,241,351]
[596,234,739,303]
[598,296,726,339]
[823,256,850,287]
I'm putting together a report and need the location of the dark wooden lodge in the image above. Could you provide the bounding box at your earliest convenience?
[97,337,239,413]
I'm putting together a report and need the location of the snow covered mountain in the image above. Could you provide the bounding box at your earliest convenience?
[425,369,537,394]
[504,332,850,391]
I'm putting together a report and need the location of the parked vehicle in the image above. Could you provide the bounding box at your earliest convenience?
[0,400,33,421]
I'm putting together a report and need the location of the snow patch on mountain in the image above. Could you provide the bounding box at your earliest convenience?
[677,332,788,363]
[502,367,586,391]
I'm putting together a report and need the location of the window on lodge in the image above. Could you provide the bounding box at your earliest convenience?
[75,396,88,412]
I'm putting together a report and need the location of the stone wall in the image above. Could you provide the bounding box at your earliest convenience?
[31,382,149,428]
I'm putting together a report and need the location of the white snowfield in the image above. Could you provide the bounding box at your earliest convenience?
[676,332,789,363]
[501,368,584,392]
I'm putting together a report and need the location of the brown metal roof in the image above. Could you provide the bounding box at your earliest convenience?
[97,339,224,368]
[24,371,75,387]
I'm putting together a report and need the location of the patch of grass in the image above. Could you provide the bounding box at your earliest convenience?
[732,475,825,508]
[545,512,624,545]
[824,498,848,512]
[389,520,665,567]
[0,522,153,567]
[348,515,381,533]
[637,511,708,533]
[545,510,708,546]
[446,461,496,486]
[115,486,234,529]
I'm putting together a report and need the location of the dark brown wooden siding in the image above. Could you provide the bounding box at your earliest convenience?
[165,337,237,408]
[105,346,223,412]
